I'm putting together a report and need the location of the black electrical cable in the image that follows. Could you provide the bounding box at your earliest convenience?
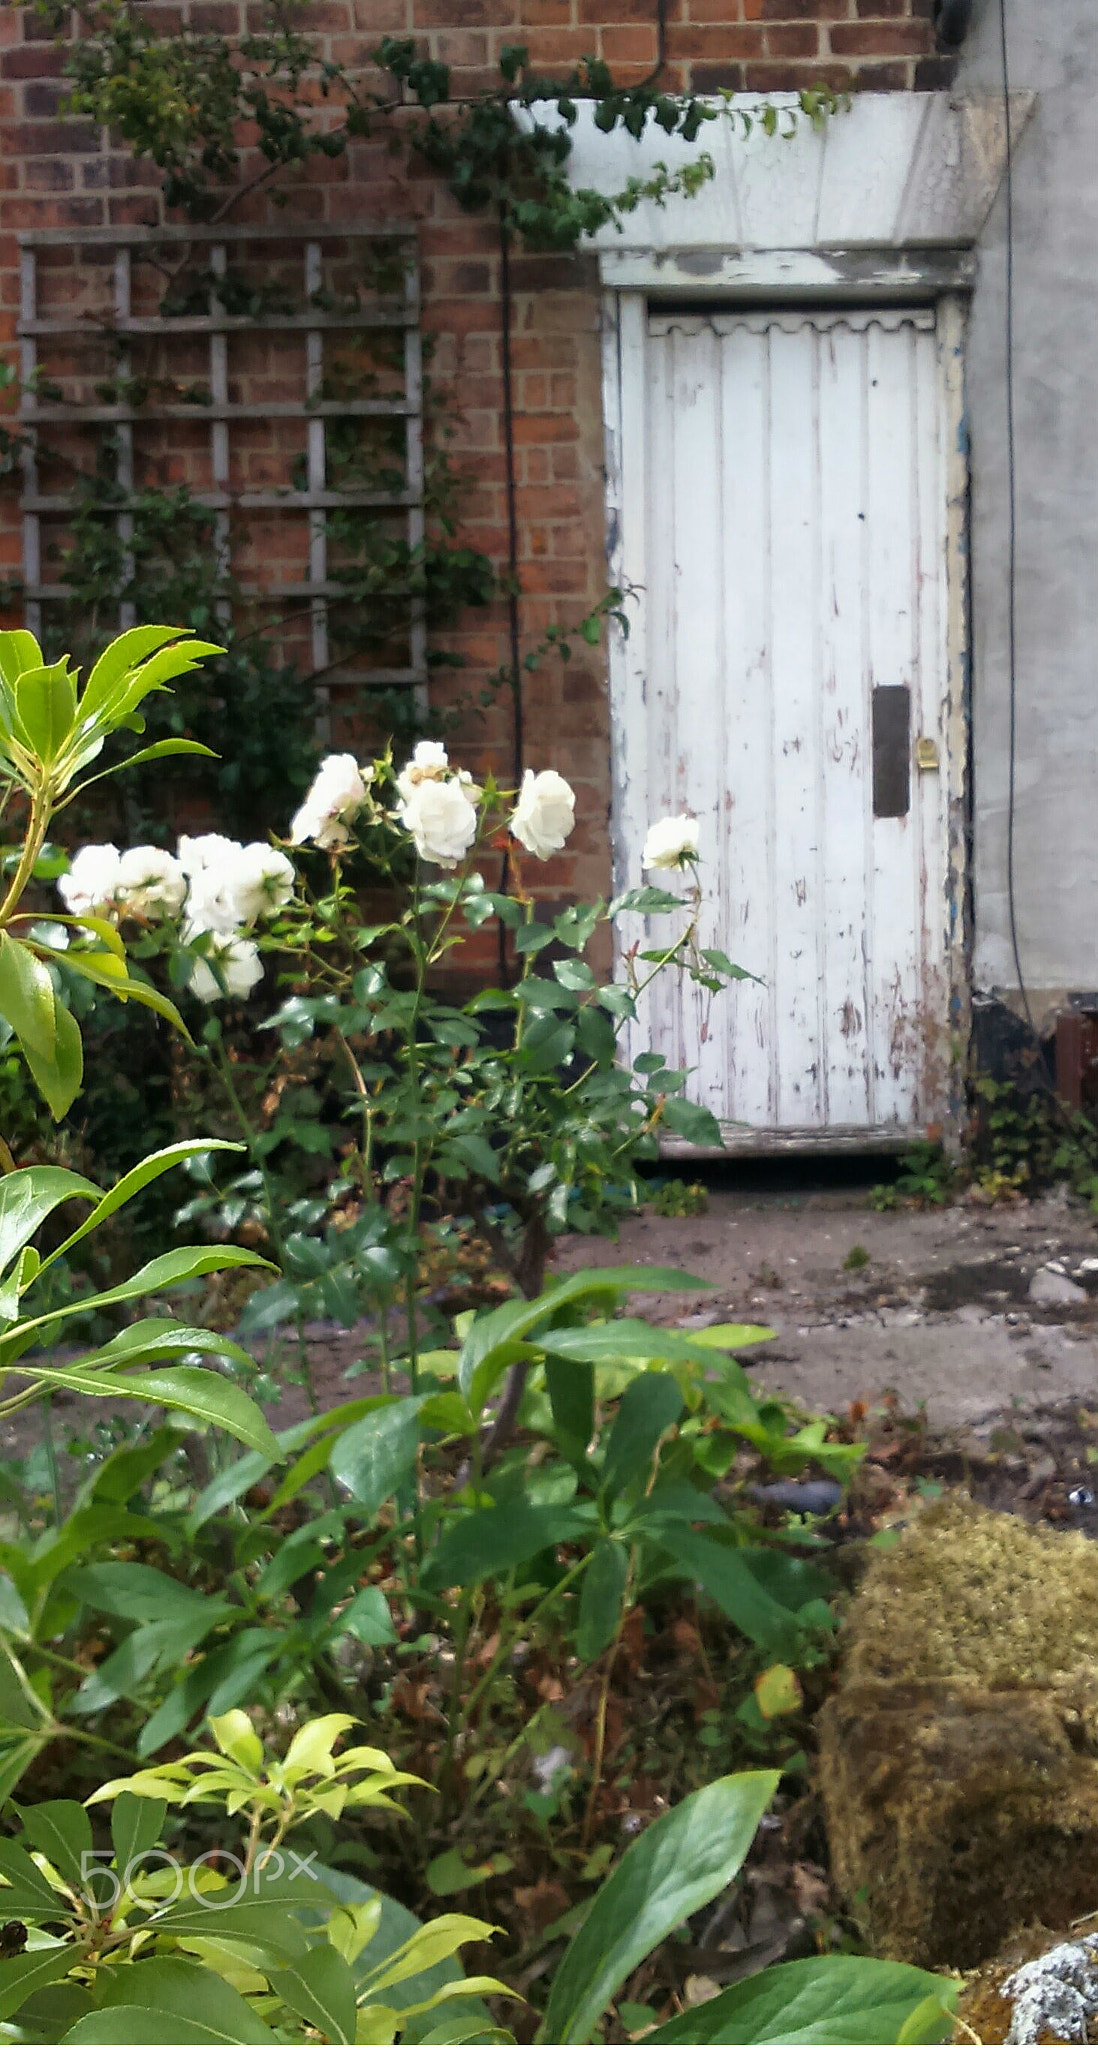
[638,0,669,90]
[998,0,1034,1038]
[499,213,523,800]
[492,0,666,977]
[997,0,1059,1096]
[497,205,522,977]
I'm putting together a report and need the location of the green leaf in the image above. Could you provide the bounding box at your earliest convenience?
[446,1133,500,1184]
[18,1245,271,1338]
[699,947,756,983]
[0,1735,50,1806]
[63,1562,213,1624]
[660,1097,724,1146]
[545,1356,594,1469]
[655,1532,827,1654]
[538,1321,752,1373]
[23,1360,277,1457]
[0,1646,56,1733]
[0,629,44,693]
[337,1586,398,1647]
[15,660,77,763]
[600,1372,683,1502]
[0,1245,40,1323]
[456,1266,709,1418]
[269,1942,358,2044]
[87,1427,185,1507]
[537,1772,780,2043]
[897,1992,960,2044]
[61,2008,259,2044]
[0,934,83,1118]
[13,1800,91,1893]
[42,1142,242,1273]
[425,1847,500,1896]
[78,626,196,726]
[88,1959,275,2044]
[677,1321,774,1353]
[0,1166,98,1283]
[73,1607,230,1715]
[110,1789,168,1876]
[644,1956,959,2044]
[420,1502,594,1592]
[42,945,190,1036]
[186,1402,365,1533]
[732,1548,836,1614]
[309,1866,490,2041]
[609,885,683,917]
[575,1538,628,1663]
[0,1574,29,1635]
[329,1397,424,1518]
[358,1914,497,1997]
[107,737,218,773]
[151,1876,326,1956]
[0,1838,71,1915]
[0,1946,73,2024]
[628,1485,729,1530]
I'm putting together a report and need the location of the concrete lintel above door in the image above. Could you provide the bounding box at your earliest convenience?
[564,90,1034,267]
[599,244,975,302]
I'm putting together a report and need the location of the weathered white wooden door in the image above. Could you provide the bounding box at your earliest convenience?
[610,303,953,1145]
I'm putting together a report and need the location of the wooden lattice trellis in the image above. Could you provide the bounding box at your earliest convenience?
[17,222,426,730]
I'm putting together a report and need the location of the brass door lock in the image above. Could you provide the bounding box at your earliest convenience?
[916,736,940,771]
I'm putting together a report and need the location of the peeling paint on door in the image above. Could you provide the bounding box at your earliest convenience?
[608,302,955,1145]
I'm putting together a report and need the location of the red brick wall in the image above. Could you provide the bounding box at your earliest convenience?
[0,0,950,905]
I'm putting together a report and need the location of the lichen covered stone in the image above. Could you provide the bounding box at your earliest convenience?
[955,1925,1098,2045]
[818,1496,1098,1970]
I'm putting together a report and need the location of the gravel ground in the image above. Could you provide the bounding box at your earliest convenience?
[8,1175,1097,1500]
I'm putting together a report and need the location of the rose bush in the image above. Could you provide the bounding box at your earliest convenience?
[52,723,740,1467]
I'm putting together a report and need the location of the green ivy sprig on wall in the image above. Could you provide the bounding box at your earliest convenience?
[50,2,844,243]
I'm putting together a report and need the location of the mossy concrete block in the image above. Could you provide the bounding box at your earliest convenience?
[819,1679,1097,1968]
[819,1496,1098,1969]
[841,1493,1097,1690]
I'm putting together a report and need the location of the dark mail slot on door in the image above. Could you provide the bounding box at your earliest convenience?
[872,685,911,819]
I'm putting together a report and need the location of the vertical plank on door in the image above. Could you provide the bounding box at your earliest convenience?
[719,323,775,1126]
[668,321,725,1114]
[642,322,683,1080]
[913,320,948,1118]
[608,294,653,1091]
[768,320,823,1127]
[819,321,873,1126]
[865,318,920,1124]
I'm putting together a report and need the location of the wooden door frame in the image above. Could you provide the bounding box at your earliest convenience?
[599,267,971,1153]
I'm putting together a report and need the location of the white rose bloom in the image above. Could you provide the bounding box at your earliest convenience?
[395,739,450,804]
[57,843,123,918]
[226,844,295,925]
[399,776,479,868]
[289,754,370,849]
[186,934,263,1005]
[177,832,241,878]
[642,814,700,872]
[115,845,187,919]
[510,769,576,861]
[180,852,247,939]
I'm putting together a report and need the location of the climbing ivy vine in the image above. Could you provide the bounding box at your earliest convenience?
[51,3,842,237]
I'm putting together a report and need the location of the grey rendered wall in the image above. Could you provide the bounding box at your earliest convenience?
[955,0,1098,1007]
